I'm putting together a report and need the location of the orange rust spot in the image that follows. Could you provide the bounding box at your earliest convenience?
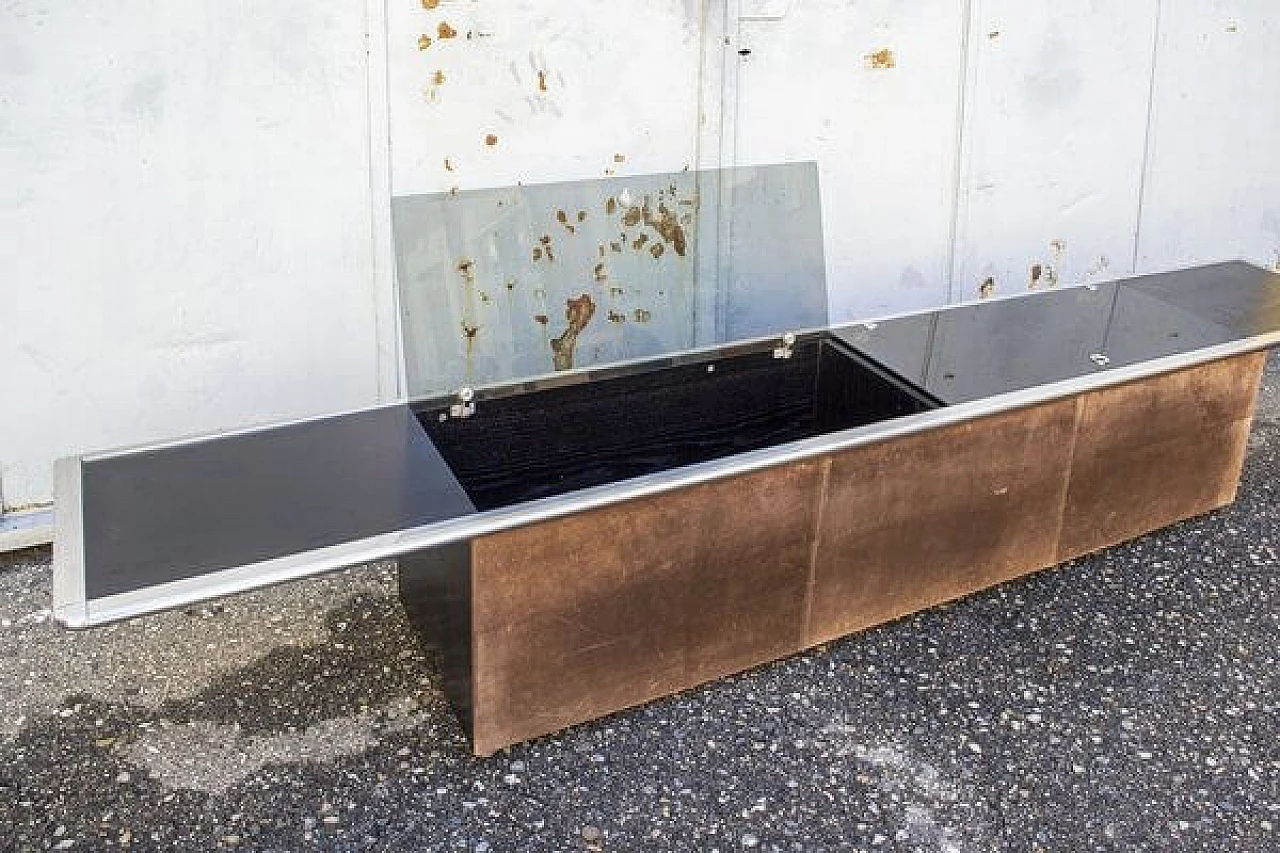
[633,308,651,323]
[621,206,643,227]
[607,310,625,324]
[1029,263,1043,289]
[484,133,499,146]
[865,48,896,69]
[437,21,458,39]
[613,153,626,163]
[444,157,454,171]
[532,247,543,261]
[538,234,554,261]
[534,313,549,325]
[593,262,608,281]
[421,0,440,8]
[650,242,665,259]
[550,294,596,371]
[979,277,996,299]
[643,201,688,256]
[457,259,476,285]
[605,197,617,216]
[417,35,433,50]
[537,70,548,92]
[556,210,567,224]
[631,233,649,251]
[431,70,446,86]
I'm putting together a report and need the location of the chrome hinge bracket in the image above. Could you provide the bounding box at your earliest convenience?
[773,331,796,360]
[449,387,476,419]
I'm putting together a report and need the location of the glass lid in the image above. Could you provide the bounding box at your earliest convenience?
[392,162,827,399]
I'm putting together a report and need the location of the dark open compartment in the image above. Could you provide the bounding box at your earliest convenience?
[416,334,939,510]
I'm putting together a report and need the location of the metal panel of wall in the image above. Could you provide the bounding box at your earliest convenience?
[1135,3,1280,273]
[729,0,968,323]
[0,2,383,510]
[949,0,1160,301]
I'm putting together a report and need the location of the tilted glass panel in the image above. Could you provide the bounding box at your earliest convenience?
[392,162,827,398]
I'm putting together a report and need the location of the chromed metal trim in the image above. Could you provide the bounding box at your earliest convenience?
[73,333,1279,626]
[0,507,54,553]
[51,456,87,627]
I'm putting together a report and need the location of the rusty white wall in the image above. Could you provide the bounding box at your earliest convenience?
[3,0,1279,516]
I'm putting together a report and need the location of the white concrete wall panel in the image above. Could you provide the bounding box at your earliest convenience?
[0,2,381,508]
[950,0,1160,302]
[730,0,967,323]
[1136,3,1280,273]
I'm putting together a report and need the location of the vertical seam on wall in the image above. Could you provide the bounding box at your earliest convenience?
[1131,0,1164,275]
[944,0,978,303]
[365,0,401,402]
[801,456,833,646]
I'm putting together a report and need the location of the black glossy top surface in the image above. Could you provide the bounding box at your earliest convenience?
[82,405,474,598]
[835,262,1280,404]
[78,262,1279,604]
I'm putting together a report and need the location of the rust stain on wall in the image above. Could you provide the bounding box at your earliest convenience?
[534,314,549,325]
[1029,263,1043,289]
[537,70,548,92]
[417,35,433,50]
[622,206,643,227]
[631,233,649,251]
[437,21,458,39]
[539,234,554,261]
[605,197,617,216]
[865,48,896,69]
[550,294,596,371]
[607,310,625,324]
[979,277,996,299]
[485,133,499,146]
[593,262,608,282]
[633,308,651,323]
[444,157,454,171]
[421,0,440,8]
[643,201,688,256]
[650,243,665,259]
[457,259,476,286]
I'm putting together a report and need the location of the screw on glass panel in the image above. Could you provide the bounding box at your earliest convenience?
[706,364,716,373]
[773,331,796,360]
[450,386,477,419]
[863,321,878,330]
[1090,353,1111,367]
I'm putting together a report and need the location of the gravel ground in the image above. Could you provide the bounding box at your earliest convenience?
[1,354,1277,852]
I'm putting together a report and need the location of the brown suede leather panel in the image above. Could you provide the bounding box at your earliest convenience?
[469,461,823,755]
[1056,352,1266,562]
[454,353,1266,755]
[805,398,1079,646]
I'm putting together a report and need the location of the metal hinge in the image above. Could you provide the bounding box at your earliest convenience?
[449,387,476,419]
[773,331,796,360]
